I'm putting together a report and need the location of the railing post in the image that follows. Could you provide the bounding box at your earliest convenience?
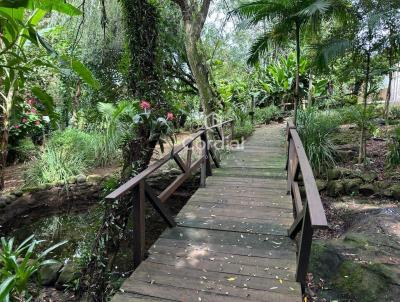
[133,180,146,269]
[200,130,212,177]
[230,121,235,144]
[295,203,313,287]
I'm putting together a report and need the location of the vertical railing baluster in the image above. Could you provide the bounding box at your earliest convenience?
[295,203,313,287]
[133,180,146,269]
[230,121,235,145]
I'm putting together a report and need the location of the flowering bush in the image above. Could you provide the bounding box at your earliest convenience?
[10,98,49,139]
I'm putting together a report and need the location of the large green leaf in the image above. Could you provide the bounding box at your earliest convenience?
[61,55,100,89]
[0,276,14,301]
[31,86,56,119]
[34,0,82,16]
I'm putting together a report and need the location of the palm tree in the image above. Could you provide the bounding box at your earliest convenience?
[235,0,349,124]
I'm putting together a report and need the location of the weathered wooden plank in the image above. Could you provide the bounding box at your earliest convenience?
[148,244,297,273]
[112,125,303,302]
[130,262,300,299]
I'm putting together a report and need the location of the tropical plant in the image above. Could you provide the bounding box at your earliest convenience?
[258,53,308,107]
[234,0,349,123]
[254,105,282,124]
[0,0,101,189]
[296,107,339,173]
[0,235,66,301]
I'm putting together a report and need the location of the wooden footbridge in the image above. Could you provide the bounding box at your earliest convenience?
[108,121,328,302]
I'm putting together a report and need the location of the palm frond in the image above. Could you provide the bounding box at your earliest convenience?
[313,39,352,70]
[233,0,292,26]
[247,33,270,65]
[297,0,332,17]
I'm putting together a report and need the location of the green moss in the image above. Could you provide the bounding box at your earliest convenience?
[334,261,389,302]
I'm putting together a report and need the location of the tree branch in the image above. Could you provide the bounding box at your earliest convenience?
[193,0,211,40]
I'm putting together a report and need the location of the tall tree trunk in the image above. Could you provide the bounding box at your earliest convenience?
[0,112,9,190]
[71,80,81,128]
[308,71,313,108]
[78,0,163,300]
[385,29,394,121]
[358,51,370,164]
[294,21,301,125]
[0,82,15,191]
[172,0,215,125]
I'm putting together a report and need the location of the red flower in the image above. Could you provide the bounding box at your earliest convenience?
[35,120,41,125]
[22,118,27,123]
[140,100,151,110]
[166,112,174,121]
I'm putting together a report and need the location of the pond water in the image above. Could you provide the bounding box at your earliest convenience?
[3,173,199,279]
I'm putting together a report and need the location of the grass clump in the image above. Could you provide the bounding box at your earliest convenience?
[297,107,339,173]
[234,120,254,142]
[24,129,118,186]
[254,105,282,124]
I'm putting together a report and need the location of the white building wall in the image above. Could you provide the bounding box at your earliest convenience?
[391,70,400,104]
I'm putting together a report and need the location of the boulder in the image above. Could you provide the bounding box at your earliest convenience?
[359,172,378,183]
[327,180,345,197]
[316,179,327,192]
[343,178,363,194]
[87,174,103,183]
[327,168,342,180]
[76,174,87,183]
[39,262,63,286]
[359,184,375,196]
[67,176,76,184]
[55,262,80,288]
[389,184,400,200]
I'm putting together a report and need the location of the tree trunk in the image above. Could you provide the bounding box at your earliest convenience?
[78,0,163,300]
[308,71,313,108]
[0,113,9,190]
[358,51,370,164]
[173,0,215,125]
[385,31,394,121]
[294,21,301,125]
[71,80,81,128]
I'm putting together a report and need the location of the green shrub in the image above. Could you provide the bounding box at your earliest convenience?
[297,107,339,173]
[0,235,66,301]
[24,145,89,186]
[255,105,282,124]
[24,129,118,186]
[389,105,400,120]
[386,127,400,169]
[13,138,39,163]
[234,121,254,142]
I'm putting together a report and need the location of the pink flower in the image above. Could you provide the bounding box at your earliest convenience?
[35,120,41,125]
[15,125,19,129]
[27,99,35,106]
[166,112,174,121]
[140,100,151,110]
[31,108,37,114]
[22,118,27,123]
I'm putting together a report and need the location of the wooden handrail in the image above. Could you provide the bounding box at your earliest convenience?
[286,121,328,289]
[106,119,235,268]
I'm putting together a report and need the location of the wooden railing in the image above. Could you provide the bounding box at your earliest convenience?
[105,120,234,268]
[286,121,328,289]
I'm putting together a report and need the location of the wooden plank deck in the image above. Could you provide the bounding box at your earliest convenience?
[113,125,301,302]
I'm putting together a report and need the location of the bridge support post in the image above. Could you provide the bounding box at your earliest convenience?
[133,180,146,269]
[295,203,313,288]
